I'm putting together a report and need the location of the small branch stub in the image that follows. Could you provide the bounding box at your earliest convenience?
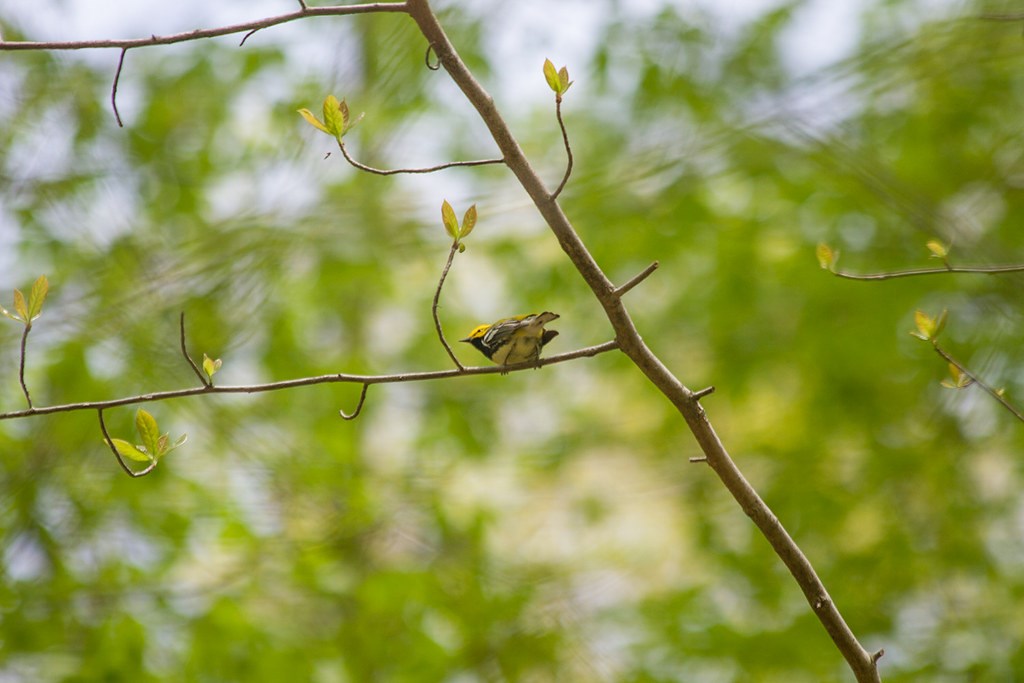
[692,386,716,400]
[614,261,659,298]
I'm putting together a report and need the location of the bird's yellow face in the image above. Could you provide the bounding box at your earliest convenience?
[463,324,492,341]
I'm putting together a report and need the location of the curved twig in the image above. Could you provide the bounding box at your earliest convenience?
[432,241,466,370]
[613,261,659,298]
[99,408,157,478]
[339,383,370,420]
[551,96,573,200]
[0,341,619,421]
[179,312,211,388]
[425,43,440,70]
[111,48,127,127]
[18,324,32,408]
[337,139,503,176]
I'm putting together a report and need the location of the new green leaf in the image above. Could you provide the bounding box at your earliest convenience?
[111,438,152,463]
[13,288,27,321]
[941,363,972,389]
[297,108,330,134]
[543,59,573,95]
[441,199,459,240]
[27,275,48,321]
[322,95,345,137]
[203,353,222,379]
[912,309,946,341]
[543,58,560,93]
[460,205,478,238]
[135,409,161,459]
[816,243,837,270]
[926,240,948,259]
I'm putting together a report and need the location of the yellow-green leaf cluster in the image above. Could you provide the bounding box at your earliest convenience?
[0,275,49,326]
[911,309,947,341]
[109,409,188,464]
[298,95,364,140]
[815,244,837,271]
[441,199,477,252]
[543,59,573,97]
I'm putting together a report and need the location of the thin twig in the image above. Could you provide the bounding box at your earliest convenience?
[179,312,211,388]
[340,383,369,420]
[0,3,410,52]
[239,29,260,47]
[932,342,1024,423]
[0,341,619,421]
[433,241,466,370]
[111,48,127,127]
[613,261,659,298]
[337,139,503,176]
[98,408,157,478]
[831,263,1024,281]
[551,96,573,200]
[18,324,32,408]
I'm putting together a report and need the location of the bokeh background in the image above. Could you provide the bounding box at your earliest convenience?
[2,0,1024,680]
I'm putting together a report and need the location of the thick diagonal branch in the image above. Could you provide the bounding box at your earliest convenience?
[405,2,881,681]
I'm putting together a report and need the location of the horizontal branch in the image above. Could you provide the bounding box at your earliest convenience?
[0,3,409,51]
[832,263,1024,281]
[0,341,618,420]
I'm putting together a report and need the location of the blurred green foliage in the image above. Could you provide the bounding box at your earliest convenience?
[2,1,1024,681]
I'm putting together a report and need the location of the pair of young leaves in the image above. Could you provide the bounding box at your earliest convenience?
[110,408,187,465]
[1,275,48,328]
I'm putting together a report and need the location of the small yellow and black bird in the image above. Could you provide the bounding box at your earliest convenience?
[460,312,559,372]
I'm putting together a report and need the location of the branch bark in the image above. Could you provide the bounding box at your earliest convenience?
[0,341,618,421]
[405,1,882,680]
[0,4,409,51]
